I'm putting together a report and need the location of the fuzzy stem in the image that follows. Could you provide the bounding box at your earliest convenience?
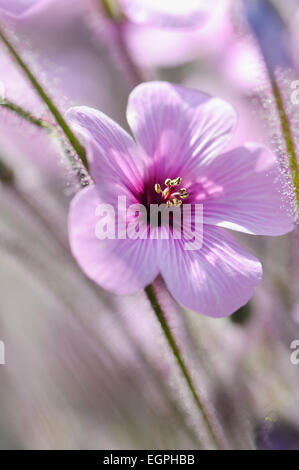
[0,27,88,169]
[102,0,122,19]
[270,75,299,213]
[1,98,51,129]
[0,99,91,184]
[145,284,223,449]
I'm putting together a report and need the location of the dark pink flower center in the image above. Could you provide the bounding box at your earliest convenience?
[134,176,192,230]
[138,175,192,207]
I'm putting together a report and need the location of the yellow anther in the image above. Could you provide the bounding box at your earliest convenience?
[155,177,188,205]
[173,198,182,206]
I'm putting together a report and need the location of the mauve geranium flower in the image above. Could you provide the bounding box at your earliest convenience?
[118,0,211,28]
[68,82,294,317]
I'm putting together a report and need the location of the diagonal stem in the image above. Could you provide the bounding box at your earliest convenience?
[0,26,88,169]
[0,99,92,183]
[270,75,299,213]
[145,283,223,450]
[1,98,52,129]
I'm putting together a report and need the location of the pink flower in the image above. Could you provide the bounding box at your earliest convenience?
[119,0,231,68]
[118,0,210,28]
[68,82,294,317]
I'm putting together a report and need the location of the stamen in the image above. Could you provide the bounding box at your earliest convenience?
[154,177,188,206]
[173,198,182,206]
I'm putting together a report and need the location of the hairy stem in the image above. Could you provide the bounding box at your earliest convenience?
[102,0,122,20]
[0,98,92,184]
[270,76,299,213]
[1,98,51,129]
[0,27,88,169]
[145,284,223,449]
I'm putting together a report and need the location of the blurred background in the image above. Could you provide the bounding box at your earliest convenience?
[0,0,298,450]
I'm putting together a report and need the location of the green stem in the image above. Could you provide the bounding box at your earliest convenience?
[1,98,51,130]
[0,27,88,170]
[102,0,123,20]
[145,284,223,450]
[270,75,299,214]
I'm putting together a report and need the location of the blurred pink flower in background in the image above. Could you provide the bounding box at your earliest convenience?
[121,0,232,68]
[118,0,210,28]
[113,0,269,96]
[68,82,294,317]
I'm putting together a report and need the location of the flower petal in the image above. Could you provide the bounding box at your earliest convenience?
[119,0,209,28]
[0,0,51,18]
[124,2,231,67]
[69,186,159,294]
[202,143,294,235]
[66,106,144,202]
[159,225,262,317]
[127,81,236,179]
